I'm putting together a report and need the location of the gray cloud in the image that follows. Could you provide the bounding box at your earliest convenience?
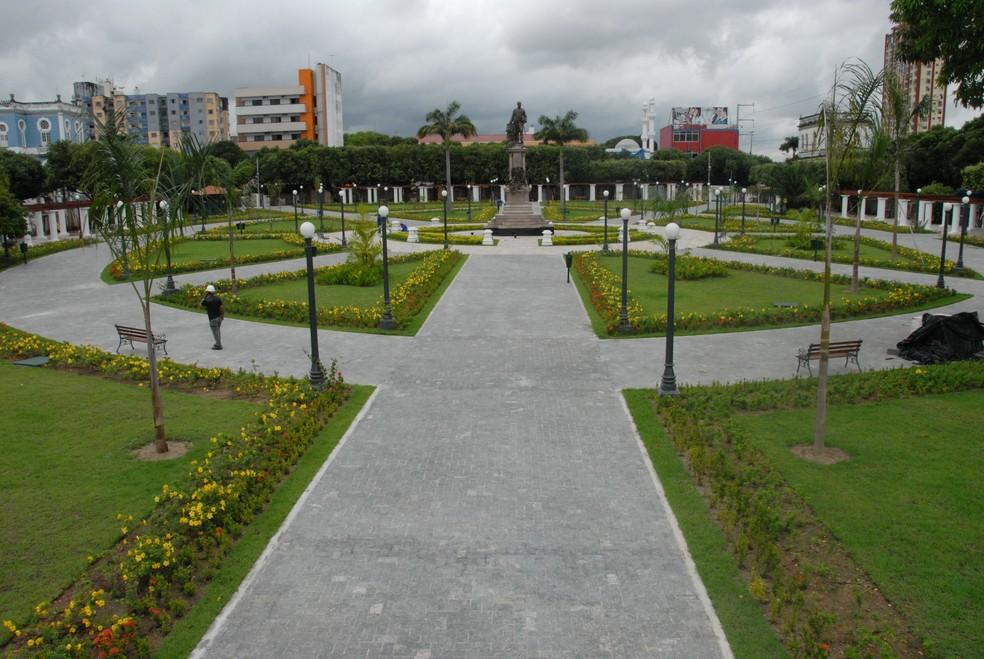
[2,0,980,160]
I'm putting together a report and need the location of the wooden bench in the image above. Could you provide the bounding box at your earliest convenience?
[796,340,862,376]
[115,324,168,355]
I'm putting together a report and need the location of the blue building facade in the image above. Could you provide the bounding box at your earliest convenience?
[0,95,86,156]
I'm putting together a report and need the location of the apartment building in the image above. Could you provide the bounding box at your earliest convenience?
[883,25,947,134]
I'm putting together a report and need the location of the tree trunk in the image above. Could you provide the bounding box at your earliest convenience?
[444,148,453,213]
[851,201,861,293]
[891,160,901,262]
[142,301,168,453]
[813,194,834,450]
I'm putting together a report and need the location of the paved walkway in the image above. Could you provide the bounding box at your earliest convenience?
[2,228,982,658]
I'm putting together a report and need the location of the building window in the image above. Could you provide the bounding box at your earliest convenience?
[18,120,27,146]
[208,109,214,114]
[271,134,282,141]
[38,118,52,146]
[290,97,299,104]
[252,117,263,124]
[0,123,7,147]
[270,99,280,105]
[251,100,262,106]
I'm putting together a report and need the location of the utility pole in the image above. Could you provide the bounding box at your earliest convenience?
[706,151,712,212]
[255,157,261,208]
[737,103,755,153]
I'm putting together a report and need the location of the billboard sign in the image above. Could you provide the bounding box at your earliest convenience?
[672,106,729,128]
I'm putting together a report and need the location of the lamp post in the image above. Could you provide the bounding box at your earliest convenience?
[618,207,632,334]
[116,200,130,277]
[563,184,569,220]
[937,202,951,288]
[956,193,971,273]
[292,189,299,233]
[338,189,347,247]
[602,190,610,253]
[467,184,473,221]
[299,221,326,390]
[713,189,721,245]
[192,189,207,233]
[441,189,449,249]
[158,200,177,295]
[376,205,397,330]
[660,222,681,396]
[740,187,747,235]
[681,180,688,215]
[318,184,325,233]
[491,178,498,205]
[914,188,922,227]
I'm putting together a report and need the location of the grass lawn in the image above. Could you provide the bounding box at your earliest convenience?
[224,217,367,235]
[0,362,261,636]
[235,260,421,308]
[734,391,984,658]
[623,391,787,658]
[598,252,889,315]
[170,238,298,264]
[730,235,914,263]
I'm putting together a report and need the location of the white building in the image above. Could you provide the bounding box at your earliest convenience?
[640,98,658,153]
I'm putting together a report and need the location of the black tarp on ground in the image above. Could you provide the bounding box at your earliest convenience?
[897,311,984,364]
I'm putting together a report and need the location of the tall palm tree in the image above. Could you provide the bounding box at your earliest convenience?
[417,101,476,212]
[812,59,884,452]
[779,135,799,158]
[535,111,589,212]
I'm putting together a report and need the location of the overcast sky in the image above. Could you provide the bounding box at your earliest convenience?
[3,0,980,160]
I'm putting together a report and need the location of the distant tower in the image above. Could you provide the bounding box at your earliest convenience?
[641,98,658,152]
[884,25,947,134]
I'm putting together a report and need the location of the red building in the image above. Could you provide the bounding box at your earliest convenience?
[658,124,738,155]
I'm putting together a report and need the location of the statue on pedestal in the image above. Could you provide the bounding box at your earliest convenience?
[506,102,527,145]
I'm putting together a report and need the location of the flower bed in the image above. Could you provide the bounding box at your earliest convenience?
[709,233,978,278]
[572,251,957,335]
[0,323,349,656]
[639,361,984,656]
[162,249,462,330]
[649,255,728,279]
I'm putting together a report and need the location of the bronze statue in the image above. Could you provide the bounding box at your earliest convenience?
[506,102,527,144]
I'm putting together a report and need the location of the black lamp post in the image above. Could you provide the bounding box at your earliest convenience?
[441,189,449,249]
[713,189,721,245]
[956,194,971,273]
[116,200,130,277]
[914,188,922,228]
[618,207,632,334]
[563,185,569,220]
[937,202,951,288]
[193,190,207,233]
[660,222,681,396]
[681,181,688,215]
[318,184,325,233]
[292,189,299,233]
[740,187,747,235]
[158,200,177,295]
[602,189,610,253]
[338,189,347,247]
[467,184,473,221]
[299,221,326,390]
[377,205,397,330]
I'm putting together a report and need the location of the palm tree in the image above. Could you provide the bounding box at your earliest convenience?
[417,101,476,212]
[779,135,799,158]
[535,111,589,213]
[883,72,931,261]
[812,59,884,452]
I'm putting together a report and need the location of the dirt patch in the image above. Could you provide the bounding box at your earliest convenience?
[131,440,192,461]
[791,444,851,464]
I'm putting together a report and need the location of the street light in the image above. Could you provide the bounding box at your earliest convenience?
[681,180,688,215]
[158,200,176,295]
[299,221,326,390]
[292,189,299,233]
[441,189,449,249]
[563,184,569,220]
[377,206,397,330]
[741,187,747,235]
[937,202,951,288]
[713,189,721,245]
[116,200,130,277]
[956,193,971,273]
[192,189,206,233]
[602,189,610,253]
[467,184,473,221]
[660,222,681,396]
[618,207,632,334]
[318,184,325,233]
[914,188,922,227]
[338,189,347,247]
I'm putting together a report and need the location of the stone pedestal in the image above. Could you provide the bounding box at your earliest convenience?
[541,230,553,246]
[482,229,494,245]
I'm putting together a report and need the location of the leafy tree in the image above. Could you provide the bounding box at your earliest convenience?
[0,150,46,200]
[779,135,800,158]
[962,162,984,191]
[417,101,477,211]
[345,131,415,147]
[210,140,246,167]
[889,0,984,108]
[535,111,589,209]
[0,173,27,260]
[751,160,824,208]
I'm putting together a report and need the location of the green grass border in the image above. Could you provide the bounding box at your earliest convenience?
[623,390,787,658]
[154,384,375,658]
[152,253,468,337]
[569,255,972,339]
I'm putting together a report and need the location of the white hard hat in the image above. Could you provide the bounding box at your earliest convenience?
[205,285,216,293]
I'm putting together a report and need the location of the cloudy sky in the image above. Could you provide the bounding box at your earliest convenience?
[3,0,980,160]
